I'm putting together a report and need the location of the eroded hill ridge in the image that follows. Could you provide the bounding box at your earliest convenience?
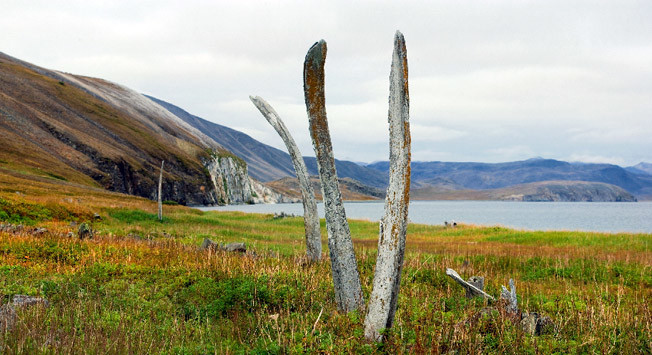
[0,52,285,205]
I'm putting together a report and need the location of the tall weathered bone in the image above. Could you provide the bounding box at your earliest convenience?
[158,160,164,221]
[364,31,412,342]
[249,96,322,261]
[304,40,364,312]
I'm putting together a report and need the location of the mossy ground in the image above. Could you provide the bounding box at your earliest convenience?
[0,181,650,354]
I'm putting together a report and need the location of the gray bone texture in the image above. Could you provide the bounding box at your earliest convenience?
[364,31,412,342]
[250,96,322,261]
[501,278,518,314]
[445,268,496,301]
[304,39,364,312]
[466,276,485,298]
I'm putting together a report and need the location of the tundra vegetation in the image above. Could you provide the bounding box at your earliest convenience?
[0,182,650,353]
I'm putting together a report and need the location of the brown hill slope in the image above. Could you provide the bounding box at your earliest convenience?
[412,180,636,202]
[266,176,385,201]
[0,52,261,205]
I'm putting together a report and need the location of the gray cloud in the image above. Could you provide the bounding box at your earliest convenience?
[3,0,651,165]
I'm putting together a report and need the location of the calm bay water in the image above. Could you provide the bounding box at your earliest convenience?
[197,201,652,234]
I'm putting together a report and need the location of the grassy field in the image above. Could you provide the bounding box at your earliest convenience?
[0,183,650,354]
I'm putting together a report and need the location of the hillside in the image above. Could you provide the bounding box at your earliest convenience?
[368,158,652,200]
[412,180,637,202]
[266,176,384,201]
[0,52,273,205]
[148,96,389,188]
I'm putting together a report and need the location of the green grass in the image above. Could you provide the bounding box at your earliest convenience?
[0,197,89,225]
[483,229,652,251]
[0,197,650,353]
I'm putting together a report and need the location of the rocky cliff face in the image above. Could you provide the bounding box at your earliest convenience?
[203,151,295,205]
[204,152,251,205]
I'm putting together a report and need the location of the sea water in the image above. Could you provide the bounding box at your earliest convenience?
[197,201,652,234]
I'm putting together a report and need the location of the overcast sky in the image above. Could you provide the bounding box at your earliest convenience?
[3,1,652,166]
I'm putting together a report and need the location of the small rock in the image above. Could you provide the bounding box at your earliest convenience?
[93,213,102,221]
[69,221,77,227]
[201,238,219,251]
[201,239,246,253]
[273,212,294,220]
[78,223,93,239]
[520,312,555,336]
[520,312,538,335]
[12,295,50,308]
[0,295,50,331]
[0,304,16,331]
[537,315,555,335]
[223,242,246,253]
[33,227,48,235]
[66,232,74,238]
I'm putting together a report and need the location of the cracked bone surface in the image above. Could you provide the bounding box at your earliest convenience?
[250,95,322,261]
[364,30,412,342]
[304,39,364,312]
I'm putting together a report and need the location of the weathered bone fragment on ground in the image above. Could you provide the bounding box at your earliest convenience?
[304,39,364,312]
[501,278,518,314]
[445,268,496,301]
[466,276,486,298]
[364,30,412,342]
[249,96,322,261]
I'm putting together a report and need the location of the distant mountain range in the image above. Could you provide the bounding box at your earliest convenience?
[149,98,652,201]
[366,159,652,199]
[410,180,636,202]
